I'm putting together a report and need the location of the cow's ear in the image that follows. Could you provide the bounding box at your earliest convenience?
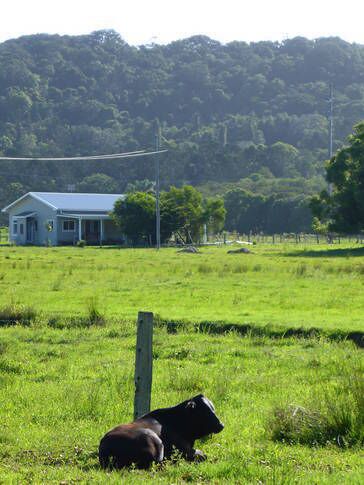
[186,400,196,410]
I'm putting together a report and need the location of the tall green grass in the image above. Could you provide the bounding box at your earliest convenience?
[0,226,8,245]
[0,302,37,326]
[0,244,364,332]
[0,326,362,483]
[270,370,364,447]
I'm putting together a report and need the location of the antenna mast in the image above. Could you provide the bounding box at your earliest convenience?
[328,82,334,195]
[155,122,161,250]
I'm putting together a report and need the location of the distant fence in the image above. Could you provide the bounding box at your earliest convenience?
[205,232,364,246]
[0,226,363,247]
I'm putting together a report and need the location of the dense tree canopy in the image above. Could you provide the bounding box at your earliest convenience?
[224,188,311,234]
[311,122,364,233]
[77,173,118,193]
[112,186,225,244]
[1,31,364,231]
[113,192,155,244]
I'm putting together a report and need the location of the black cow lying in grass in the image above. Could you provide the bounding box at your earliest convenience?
[99,394,224,469]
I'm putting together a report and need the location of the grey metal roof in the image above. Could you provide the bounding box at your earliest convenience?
[35,192,125,211]
[2,191,125,213]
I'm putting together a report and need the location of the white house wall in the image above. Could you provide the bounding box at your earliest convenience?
[7,196,58,246]
[57,217,79,244]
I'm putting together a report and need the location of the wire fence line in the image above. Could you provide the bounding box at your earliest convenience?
[199,232,364,246]
[0,227,363,247]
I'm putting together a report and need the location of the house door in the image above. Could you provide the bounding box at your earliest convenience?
[85,220,100,242]
[26,218,36,243]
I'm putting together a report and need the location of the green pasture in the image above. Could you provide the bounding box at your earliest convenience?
[0,226,8,244]
[0,243,363,483]
[0,243,364,332]
[0,324,363,483]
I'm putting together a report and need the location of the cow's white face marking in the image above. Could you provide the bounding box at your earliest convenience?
[202,396,215,413]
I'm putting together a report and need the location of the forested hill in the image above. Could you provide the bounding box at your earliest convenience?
[1,31,364,230]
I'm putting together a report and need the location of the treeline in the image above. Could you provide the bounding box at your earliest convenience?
[1,31,364,229]
[113,185,225,244]
[224,189,311,234]
[113,184,311,245]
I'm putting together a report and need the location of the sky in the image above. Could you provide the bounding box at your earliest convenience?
[1,0,364,46]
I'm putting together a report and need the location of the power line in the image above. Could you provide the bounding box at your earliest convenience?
[0,145,168,249]
[0,149,167,162]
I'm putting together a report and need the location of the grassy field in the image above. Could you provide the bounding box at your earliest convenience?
[0,243,364,332]
[0,324,363,483]
[0,243,363,483]
[0,226,8,244]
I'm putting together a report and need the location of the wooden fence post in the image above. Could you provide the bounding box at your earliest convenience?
[134,311,153,420]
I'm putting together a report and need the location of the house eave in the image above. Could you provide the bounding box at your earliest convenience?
[2,192,31,213]
[1,192,58,213]
[57,213,112,220]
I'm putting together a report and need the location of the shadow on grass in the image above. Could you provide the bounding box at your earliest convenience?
[283,246,364,258]
[159,320,364,348]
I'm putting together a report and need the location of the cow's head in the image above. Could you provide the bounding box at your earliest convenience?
[185,394,224,439]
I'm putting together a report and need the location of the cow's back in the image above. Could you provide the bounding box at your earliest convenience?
[99,424,164,469]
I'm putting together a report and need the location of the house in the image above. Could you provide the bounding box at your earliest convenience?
[1,192,125,246]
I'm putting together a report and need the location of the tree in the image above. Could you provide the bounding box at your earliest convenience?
[311,122,364,233]
[202,198,226,234]
[1,88,32,123]
[161,186,204,243]
[0,135,13,154]
[77,173,118,193]
[112,192,155,244]
[3,182,25,203]
[125,179,155,193]
[267,142,299,177]
[224,188,311,233]
[224,188,267,233]
[111,186,225,245]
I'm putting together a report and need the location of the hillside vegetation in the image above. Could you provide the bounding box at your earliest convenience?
[1,32,364,228]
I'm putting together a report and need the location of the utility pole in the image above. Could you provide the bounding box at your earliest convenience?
[328,82,334,195]
[329,82,334,159]
[155,122,161,250]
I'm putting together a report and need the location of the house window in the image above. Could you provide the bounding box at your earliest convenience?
[63,219,75,232]
[19,223,24,235]
[13,220,18,235]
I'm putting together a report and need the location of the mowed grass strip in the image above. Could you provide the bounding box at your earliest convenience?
[0,244,364,331]
[0,325,363,483]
